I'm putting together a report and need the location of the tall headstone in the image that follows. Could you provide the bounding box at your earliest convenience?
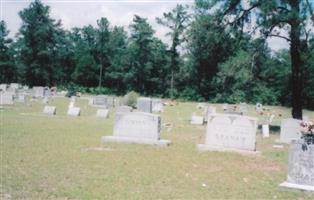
[96,109,109,118]
[280,140,314,191]
[279,118,302,143]
[43,106,56,115]
[137,97,152,113]
[102,112,171,146]
[33,86,44,98]
[197,114,258,153]
[0,92,14,105]
[67,107,80,116]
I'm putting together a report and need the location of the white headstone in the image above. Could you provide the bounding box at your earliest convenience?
[0,92,14,105]
[152,99,163,112]
[43,106,56,115]
[262,124,270,138]
[0,84,7,92]
[198,114,258,153]
[102,112,171,146]
[96,109,109,118]
[191,115,204,125]
[67,107,80,116]
[9,83,20,90]
[33,86,44,97]
[137,97,152,113]
[280,140,314,191]
[279,118,302,143]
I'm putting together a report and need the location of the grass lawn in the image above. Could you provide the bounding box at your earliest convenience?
[1,96,314,199]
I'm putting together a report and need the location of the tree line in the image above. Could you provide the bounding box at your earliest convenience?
[0,0,313,118]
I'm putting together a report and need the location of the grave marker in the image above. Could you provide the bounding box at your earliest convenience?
[280,140,314,191]
[279,118,302,143]
[43,106,56,115]
[67,107,80,116]
[197,114,258,154]
[102,112,171,146]
[137,97,152,113]
[96,109,109,118]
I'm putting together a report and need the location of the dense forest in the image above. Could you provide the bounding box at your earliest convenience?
[1,0,314,115]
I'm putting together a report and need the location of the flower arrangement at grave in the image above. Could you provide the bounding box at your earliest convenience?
[300,120,314,150]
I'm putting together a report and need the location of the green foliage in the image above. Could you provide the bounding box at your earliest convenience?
[17,0,63,86]
[0,21,16,83]
[122,91,139,108]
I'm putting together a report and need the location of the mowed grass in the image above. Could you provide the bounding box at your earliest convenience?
[1,97,314,199]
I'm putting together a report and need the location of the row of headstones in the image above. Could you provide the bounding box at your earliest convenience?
[92,95,164,113]
[102,111,313,191]
[43,105,111,117]
[0,85,54,105]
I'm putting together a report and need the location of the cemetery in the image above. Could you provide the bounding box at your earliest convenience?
[1,0,314,199]
[1,88,314,199]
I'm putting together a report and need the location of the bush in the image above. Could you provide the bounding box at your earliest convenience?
[122,91,139,108]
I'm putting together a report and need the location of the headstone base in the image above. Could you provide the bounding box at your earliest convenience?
[197,144,260,155]
[102,136,171,147]
[279,181,314,192]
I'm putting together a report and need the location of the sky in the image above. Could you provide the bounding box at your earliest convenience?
[1,0,289,51]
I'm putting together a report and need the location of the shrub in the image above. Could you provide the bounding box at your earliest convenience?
[122,91,139,108]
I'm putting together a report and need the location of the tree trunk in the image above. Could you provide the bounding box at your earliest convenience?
[290,0,303,119]
[98,64,103,88]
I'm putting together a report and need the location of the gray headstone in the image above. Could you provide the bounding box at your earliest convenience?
[0,84,7,92]
[137,97,152,113]
[67,107,80,116]
[42,96,49,104]
[43,106,56,115]
[116,106,132,113]
[96,109,109,118]
[198,114,257,153]
[33,86,44,98]
[102,112,171,146]
[93,95,114,108]
[280,140,314,191]
[279,118,302,143]
[0,92,14,105]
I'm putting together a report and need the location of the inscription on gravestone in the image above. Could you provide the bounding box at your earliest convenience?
[280,140,314,191]
[102,112,171,146]
[198,114,257,153]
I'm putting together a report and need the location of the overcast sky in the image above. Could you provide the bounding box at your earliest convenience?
[1,0,289,51]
